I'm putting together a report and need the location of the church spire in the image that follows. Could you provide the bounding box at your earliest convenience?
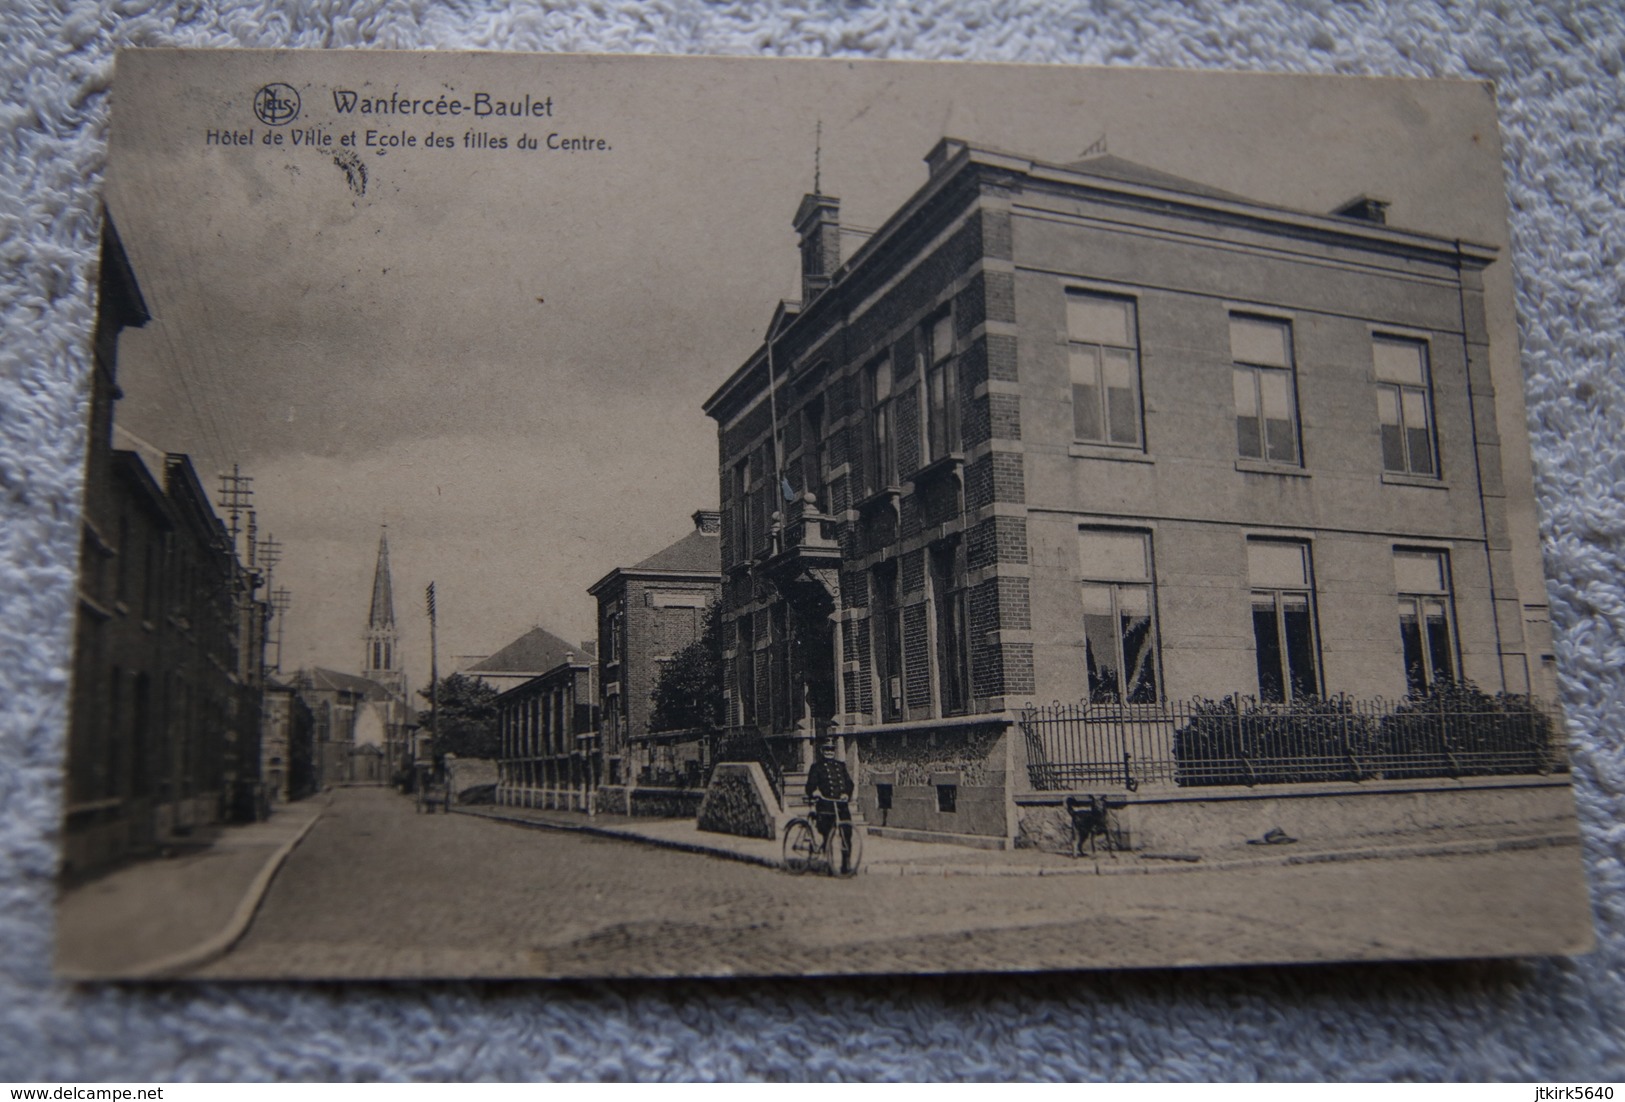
[362,526,404,697]
[369,527,396,629]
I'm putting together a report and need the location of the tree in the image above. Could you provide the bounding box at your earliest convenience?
[417,672,501,760]
[650,598,726,733]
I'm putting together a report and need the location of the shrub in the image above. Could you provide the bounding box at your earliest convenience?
[1172,695,1377,787]
[1374,680,1559,778]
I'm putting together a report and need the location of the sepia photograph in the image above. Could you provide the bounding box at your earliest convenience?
[54,48,1594,980]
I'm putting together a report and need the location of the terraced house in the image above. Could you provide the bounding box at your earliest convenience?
[702,138,1558,849]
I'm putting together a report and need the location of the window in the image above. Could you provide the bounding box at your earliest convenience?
[872,562,905,720]
[875,783,894,811]
[936,783,958,813]
[1248,540,1320,702]
[732,456,751,561]
[1078,530,1160,704]
[931,540,970,715]
[1395,549,1457,692]
[1067,292,1142,447]
[868,356,897,492]
[1374,337,1437,477]
[922,312,960,462]
[769,602,793,731]
[734,615,755,724]
[802,396,827,508]
[1231,315,1300,464]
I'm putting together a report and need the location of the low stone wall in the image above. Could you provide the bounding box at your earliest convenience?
[696,762,778,840]
[596,784,705,818]
[1014,776,1577,855]
[855,722,1010,839]
[629,786,706,819]
[595,785,630,815]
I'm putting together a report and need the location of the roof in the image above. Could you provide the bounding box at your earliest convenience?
[1059,153,1249,203]
[304,666,395,700]
[100,214,151,331]
[466,625,582,675]
[590,526,721,595]
[632,528,721,574]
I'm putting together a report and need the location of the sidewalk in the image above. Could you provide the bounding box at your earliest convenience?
[55,796,326,979]
[456,801,1580,877]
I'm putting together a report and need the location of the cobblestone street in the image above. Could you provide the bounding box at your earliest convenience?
[194,787,1592,979]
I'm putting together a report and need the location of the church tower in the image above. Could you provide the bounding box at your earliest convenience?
[362,527,405,698]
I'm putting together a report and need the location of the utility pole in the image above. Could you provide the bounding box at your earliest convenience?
[257,534,284,590]
[425,582,439,765]
[215,464,254,550]
[270,587,292,672]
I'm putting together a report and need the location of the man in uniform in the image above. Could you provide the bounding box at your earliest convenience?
[805,739,855,872]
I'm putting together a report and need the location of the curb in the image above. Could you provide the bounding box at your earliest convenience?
[457,806,783,870]
[459,805,1577,879]
[861,831,1581,877]
[122,797,328,980]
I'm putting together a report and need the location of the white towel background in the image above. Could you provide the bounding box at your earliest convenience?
[2,0,1622,1081]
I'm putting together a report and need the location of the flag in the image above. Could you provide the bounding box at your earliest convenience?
[781,476,795,502]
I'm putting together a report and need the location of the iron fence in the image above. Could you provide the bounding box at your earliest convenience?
[1018,690,1565,791]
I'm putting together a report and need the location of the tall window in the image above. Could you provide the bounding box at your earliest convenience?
[734,615,756,725]
[931,540,970,715]
[1078,530,1160,704]
[732,456,751,562]
[1248,540,1320,702]
[1374,336,1437,477]
[923,312,960,462]
[1231,315,1300,464]
[770,603,793,731]
[1067,292,1142,447]
[868,356,897,491]
[802,396,827,508]
[872,562,905,720]
[1395,549,1456,692]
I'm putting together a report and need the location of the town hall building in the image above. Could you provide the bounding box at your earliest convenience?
[702,138,1556,846]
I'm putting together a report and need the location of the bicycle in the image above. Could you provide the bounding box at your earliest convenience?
[782,799,864,877]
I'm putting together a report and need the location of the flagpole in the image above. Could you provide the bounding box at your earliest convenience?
[766,334,784,501]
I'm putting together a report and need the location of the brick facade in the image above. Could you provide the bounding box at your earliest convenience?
[64,220,268,877]
[588,511,721,791]
[702,138,1543,843]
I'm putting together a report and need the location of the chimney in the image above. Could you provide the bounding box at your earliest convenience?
[793,192,841,304]
[924,137,968,179]
[1332,195,1390,225]
[692,509,722,535]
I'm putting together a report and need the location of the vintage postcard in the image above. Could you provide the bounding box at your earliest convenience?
[55,49,1593,979]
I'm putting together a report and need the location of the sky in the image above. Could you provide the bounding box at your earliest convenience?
[101,50,1536,689]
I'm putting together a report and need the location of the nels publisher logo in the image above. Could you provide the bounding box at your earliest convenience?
[253,83,301,126]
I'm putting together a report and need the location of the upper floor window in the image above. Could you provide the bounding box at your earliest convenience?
[1374,337,1438,477]
[923,312,960,463]
[868,356,897,491]
[1394,549,1457,693]
[1078,529,1160,704]
[731,455,752,561]
[1067,292,1142,448]
[1231,315,1300,465]
[1248,540,1320,702]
